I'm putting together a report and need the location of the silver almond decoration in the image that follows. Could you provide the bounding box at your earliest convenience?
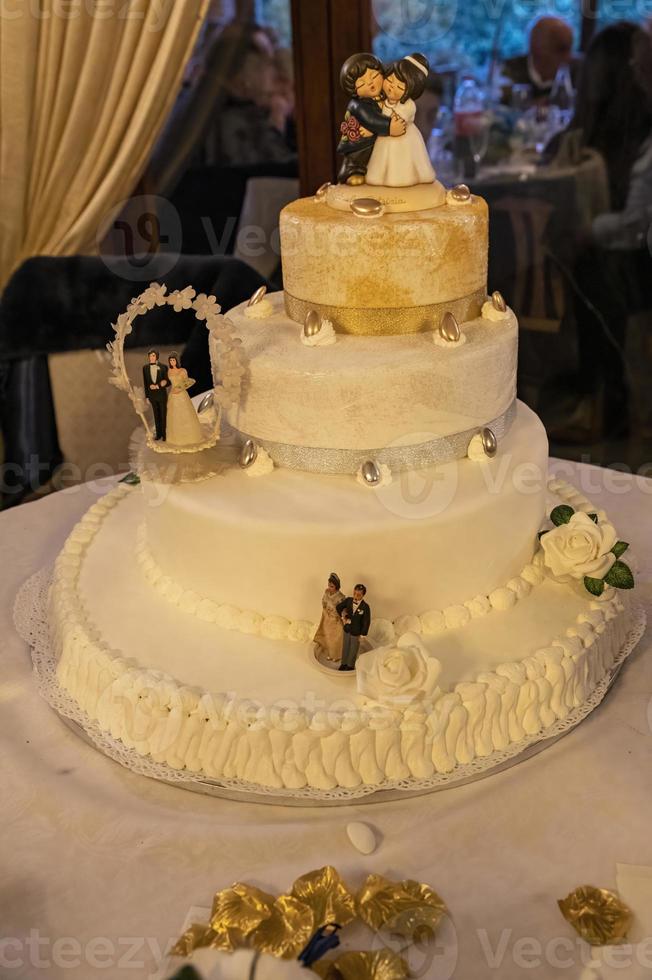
[314,181,331,199]
[439,311,461,343]
[197,391,214,414]
[360,460,382,486]
[491,290,507,312]
[451,183,471,202]
[239,439,258,468]
[303,309,322,337]
[247,285,267,307]
[350,197,383,217]
[481,427,498,458]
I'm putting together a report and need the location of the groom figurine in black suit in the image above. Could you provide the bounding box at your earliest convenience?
[337,53,406,185]
[337,584,371,671]
[143,349,169,441]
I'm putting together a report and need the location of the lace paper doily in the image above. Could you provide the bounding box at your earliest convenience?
[14,567,647,806]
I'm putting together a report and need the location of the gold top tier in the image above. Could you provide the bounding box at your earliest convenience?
[279,189,489,336]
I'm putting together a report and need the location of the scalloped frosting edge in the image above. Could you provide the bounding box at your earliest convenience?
[134,531,546,645]
[49,479,634,790]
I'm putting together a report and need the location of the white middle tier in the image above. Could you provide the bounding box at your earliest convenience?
[218,292,517,457]
[142,402,547,624]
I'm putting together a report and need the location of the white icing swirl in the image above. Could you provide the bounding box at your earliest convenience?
[433,331,467,349]
[489,587,516,611]
[444,604,471,629]
[300,318,337,347]
[465,595,491,618]
[481,300,510,322]
[420,609,446,634]
[245,447,274,478]
[393,614,422,635]
[243,298,274,319]
[368,618,396,645]
[467,433,488,461]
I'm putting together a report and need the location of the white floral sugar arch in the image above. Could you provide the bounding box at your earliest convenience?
[106,283,246,453]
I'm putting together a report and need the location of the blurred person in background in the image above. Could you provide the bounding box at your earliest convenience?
[502,15,580,103]
[203,21,296,167]
[549,21,652,443]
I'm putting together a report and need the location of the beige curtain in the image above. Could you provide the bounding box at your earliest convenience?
[0,0,210,293]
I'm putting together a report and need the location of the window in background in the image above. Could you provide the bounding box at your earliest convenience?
[598,0,651,31]
[256,0,292,46]
[371,0,582,74]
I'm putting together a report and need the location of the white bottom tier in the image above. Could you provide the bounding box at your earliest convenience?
[49,477,638,796]
[141,402,548,625]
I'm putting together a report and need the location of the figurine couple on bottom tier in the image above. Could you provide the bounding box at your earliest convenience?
[143,350,204,447]
[337,51,435,187]
[313,574,371,671]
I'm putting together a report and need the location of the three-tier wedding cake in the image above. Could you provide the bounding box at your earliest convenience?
[44,53,642,802]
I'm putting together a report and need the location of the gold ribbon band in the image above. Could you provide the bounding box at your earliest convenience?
[283,287,487,336]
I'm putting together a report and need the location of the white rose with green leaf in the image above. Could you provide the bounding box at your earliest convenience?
[538,505,633,597]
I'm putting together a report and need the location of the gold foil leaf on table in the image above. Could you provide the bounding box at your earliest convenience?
[311,950,409,980]
[170,923,219,957]
[291,866,357,929]
[210,882,275,934]
[249,893,315,960]
[357,875,447,936]
[558,885,632,946]
[172,869,445,970]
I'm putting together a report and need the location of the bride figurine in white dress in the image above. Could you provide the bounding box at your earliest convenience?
[365,53,436,187]
[165,353,205,447]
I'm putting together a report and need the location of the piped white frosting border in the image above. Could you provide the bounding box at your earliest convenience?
[43,479,640,792]
[134,524,544,644]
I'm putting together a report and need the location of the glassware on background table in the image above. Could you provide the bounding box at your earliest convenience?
[428,106,462,184]
[510,83,531,113]
[431,146,462,185]
[468,112,490,170]
[453,76,487,179]
[549,62,575,130]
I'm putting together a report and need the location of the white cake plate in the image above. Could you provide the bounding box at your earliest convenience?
[14,566,647,807]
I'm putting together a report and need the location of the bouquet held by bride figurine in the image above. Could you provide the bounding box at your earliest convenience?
[337,51,435,188]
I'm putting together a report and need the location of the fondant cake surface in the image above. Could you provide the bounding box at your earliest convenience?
[143,402,548,624]
[280,194,488,334]
[222,292,518,457]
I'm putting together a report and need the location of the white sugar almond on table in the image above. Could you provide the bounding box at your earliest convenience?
[21,47,643,805]
[346,821,378,855]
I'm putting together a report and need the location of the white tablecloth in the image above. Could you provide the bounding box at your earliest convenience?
[3,461,652,979]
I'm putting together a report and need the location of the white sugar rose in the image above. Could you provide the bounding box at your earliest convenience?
[541,512,617,581]
[356,631,442,706]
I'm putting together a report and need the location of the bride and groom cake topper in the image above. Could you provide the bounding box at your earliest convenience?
[337,51,435,187]
[143,349,204,447]
[313,573,371,672]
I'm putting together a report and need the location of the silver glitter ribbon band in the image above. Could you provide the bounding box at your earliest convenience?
[240,399,517,474]
[284,287,487,335]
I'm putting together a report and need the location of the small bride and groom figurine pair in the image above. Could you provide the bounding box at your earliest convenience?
[337,51,435,187]
[313,573,371,671]
[143,350,204,447]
